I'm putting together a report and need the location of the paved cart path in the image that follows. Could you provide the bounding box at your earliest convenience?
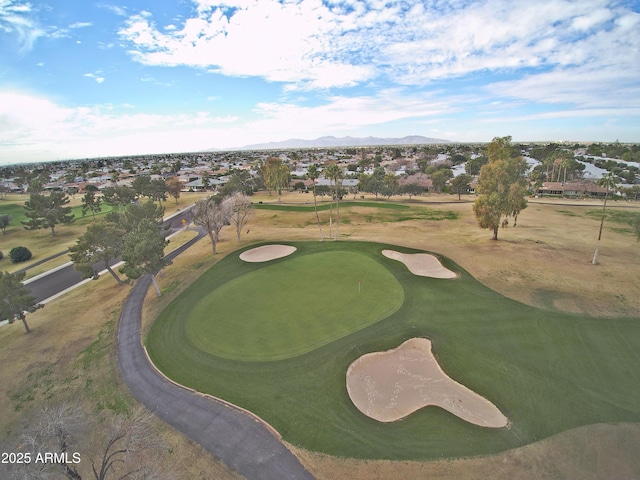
[116,238,315,480]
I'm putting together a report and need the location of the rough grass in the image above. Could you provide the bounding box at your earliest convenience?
[146,240,640,460]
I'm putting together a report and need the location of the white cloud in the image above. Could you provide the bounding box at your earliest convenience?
[84,72,106,84]
[69,21,92,29]
[117,0,638,113]
[0,0,46,51]
[0,91,244,162]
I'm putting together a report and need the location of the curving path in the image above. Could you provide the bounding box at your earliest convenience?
[116,235,315,480]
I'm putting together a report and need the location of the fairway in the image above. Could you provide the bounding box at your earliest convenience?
[146,240,640,461]
[187,251,404,361]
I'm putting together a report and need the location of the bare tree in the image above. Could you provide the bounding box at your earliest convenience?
[91,408,166,480]
[226,192,254,241]
[15,401,85,479]
[192,196,232,254]
[10,403,170,480]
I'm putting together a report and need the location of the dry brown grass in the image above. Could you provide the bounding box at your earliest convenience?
[2,190,639,480]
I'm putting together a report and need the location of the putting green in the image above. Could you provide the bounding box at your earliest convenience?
[147,241,640,461]
[187,251,404,361]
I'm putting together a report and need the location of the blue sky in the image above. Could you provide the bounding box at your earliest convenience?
[1,0,639,165]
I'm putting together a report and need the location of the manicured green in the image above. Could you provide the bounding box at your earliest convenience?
[187,251,403,361]
[147,241,640,460]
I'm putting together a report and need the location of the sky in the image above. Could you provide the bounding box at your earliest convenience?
[0,0,639,165]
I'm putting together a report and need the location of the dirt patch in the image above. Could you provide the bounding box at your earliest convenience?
[382,249,457,279]
[239,244,297,262]
[346,338,508,427]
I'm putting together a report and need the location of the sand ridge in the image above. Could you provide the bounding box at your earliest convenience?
[382,250,457,279]
[346,338,508,427]
[239,244,297,262]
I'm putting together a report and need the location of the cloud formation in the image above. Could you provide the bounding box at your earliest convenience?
[117,0,639,96]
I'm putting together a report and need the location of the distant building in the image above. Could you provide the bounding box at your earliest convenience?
[535,181,608,198]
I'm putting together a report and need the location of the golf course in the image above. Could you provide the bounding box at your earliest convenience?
[146,239,640,460]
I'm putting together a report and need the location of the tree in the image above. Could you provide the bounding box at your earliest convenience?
[399,183,425,200]
[219,170,257,197]
[0,213,12,234]
[149,178,168,204]
[226,192,253,241]
[102,185,136,212]
[472,136,529,240]
[359,167,385,198]
[307,164,324,241]
[120,218,171,296]
[14,402,169,480]
[17,401,84,479]
[107,199,165,233]
[192,196,232,254]
[381,174,399,199]
[69,221,126,285]
[0,270,43,333]
[592,172,618,265]
[166,177,182,204]
[22,191,75,236]
[260,157,290,201]
[81,191,102,218]
[450,174,472,200]
[132,175,152,198]
[324,163,344,240]
[430,169,452,193]
[465,155,488,175]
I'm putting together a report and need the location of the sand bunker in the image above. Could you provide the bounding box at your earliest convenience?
[382,250,456,279]
[346,338,508,427]
[239,244,297,262]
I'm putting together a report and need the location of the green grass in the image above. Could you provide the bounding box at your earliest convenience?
[186,251,404,361]
[253,200,410,212]
[146,241,640,460]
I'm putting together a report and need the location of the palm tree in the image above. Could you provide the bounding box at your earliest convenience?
[592,172,618,265]
[324,164,343,240]
[307,165,324,241]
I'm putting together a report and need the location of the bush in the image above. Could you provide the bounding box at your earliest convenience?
[0,250,3,260]
[9,246,32,263]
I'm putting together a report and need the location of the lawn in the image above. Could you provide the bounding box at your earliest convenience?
[146,240,640,460]
[186,250,404,361]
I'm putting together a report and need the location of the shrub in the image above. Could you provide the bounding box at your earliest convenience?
[9,246,32,263]
[0,250,3,260]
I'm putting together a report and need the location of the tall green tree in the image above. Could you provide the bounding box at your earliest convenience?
[0,271,43,333]
[592,172,618,265]
[472,136,529,240]
[106,200,165,233]
[307,165,324,241]
[450,174,472,200]
[22,191,75,236]
[81,191,102,218]
[120,218,170,296]
[69,221,126,284]
[102,185,136,212]
[260,158,290,202]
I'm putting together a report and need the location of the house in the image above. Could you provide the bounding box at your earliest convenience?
[536,181,609,198]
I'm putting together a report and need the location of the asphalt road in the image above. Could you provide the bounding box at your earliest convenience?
[117,235,316,480]
[25,209,194,303]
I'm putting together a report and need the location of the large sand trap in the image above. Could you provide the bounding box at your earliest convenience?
[346,338,508,427]
[239,244,297,262]
[382,250,457,279]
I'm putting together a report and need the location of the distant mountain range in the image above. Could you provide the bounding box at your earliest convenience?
[213,135,451,151]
